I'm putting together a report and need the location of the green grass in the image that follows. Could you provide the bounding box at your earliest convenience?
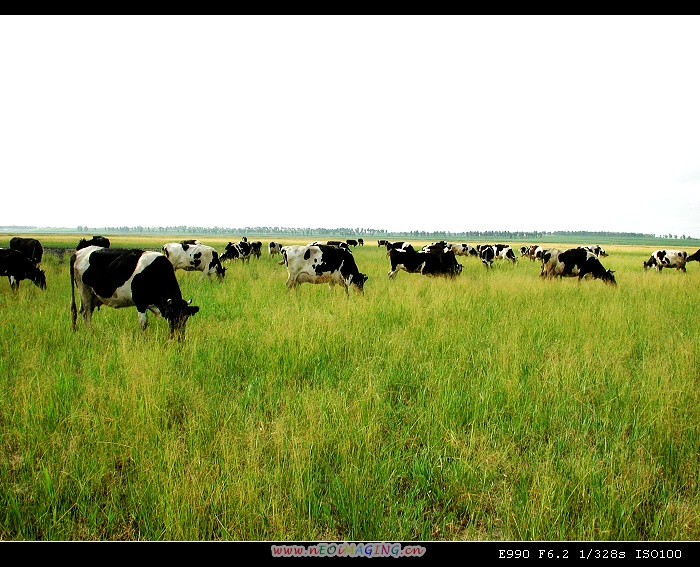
[1,237,699,540]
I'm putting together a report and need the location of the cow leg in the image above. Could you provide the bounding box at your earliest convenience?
[285,277,298,293]
[138,311,149,331]
[79,288,97,326]
[9,276,19,292]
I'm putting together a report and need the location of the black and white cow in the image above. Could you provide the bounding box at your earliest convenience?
[77,236,111,250]
[162,242,226,280]
[281,244,368,295]
[10,237,43,267]
[581,245,608,257]
[478,244,517,267]
[388,248,462,279]
[70,246,199,339]
[643,250,687,272]
[269,241,283,257]
[220,240,252,263]
[541,247,616,285]
[378,240,389,247]
[0,248,47,291]
[450,243,478,257]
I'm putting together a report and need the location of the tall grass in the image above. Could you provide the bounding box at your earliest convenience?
[0,238,698,540]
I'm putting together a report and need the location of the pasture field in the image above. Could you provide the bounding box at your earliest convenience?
[1,236,699,541]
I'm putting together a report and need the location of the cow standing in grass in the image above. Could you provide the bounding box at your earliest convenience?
[541,248,616,285]
[0,248,47,291]
[70,246,199,339]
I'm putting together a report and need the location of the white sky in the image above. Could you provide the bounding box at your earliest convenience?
[2,15,700,236]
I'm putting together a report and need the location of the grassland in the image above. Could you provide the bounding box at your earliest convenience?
[1,235,699,540]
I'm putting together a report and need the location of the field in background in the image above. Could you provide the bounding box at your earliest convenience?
[1,235,699,540]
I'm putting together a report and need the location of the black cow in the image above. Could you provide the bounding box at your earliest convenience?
[281,244,368,295]
[0,248,47,291]
[10,237,43,267]
[541,247,616,285]
[346,239,358,247]
[70,247,199,339]
[357,238,364,246]
[76,236,111,250]
[388,248,462,279]
[687,249,700,263]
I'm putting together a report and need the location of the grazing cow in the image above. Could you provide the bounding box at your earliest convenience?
[357,238,364,246]
[281,244,368,295]
[541,247,616,285]
[77,236,111,250]
[269,241,283,257]
[247,241,262,259]
[581,245,608,257]
[519,245,529,258]
[643,250,687,272]
[388,248,462,279]
[687,249,700,263]
[0,248,47,291]
[10,237,43,267]
[162,242,226,281]
[450,243,478,257]
[220,240,252,263]
[70,246,199,339]
[478,244,516,267]
[378,240,389,247]
[346,239,358,247]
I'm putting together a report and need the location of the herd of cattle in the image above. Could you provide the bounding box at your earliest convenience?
[2,235,700,339]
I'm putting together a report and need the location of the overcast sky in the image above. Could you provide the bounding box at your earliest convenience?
[2,15,700,236]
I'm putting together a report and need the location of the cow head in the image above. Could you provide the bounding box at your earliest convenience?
[163,298,199,339]
[601,269,616,286]
[353,273,369,293]
[32,268,47,290]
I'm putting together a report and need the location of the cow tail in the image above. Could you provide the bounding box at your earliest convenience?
[70,252,78,331]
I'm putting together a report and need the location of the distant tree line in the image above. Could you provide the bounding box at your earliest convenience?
[5,225,693,241]
[91,226,682,240]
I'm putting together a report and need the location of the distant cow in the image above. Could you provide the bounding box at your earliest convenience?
[281,244,368,295]
[162,242,226,281]
[388,248,462,279]
[643,250,687,272]
[346,239,358,247]
[269,242,283,257]
[450,243,478,257]
[541,247,616,285]
[581,245,608,257]
[357,238,364,246]
[10,237,43,267]
[0,248,47,291]
[70,246,199,339]
[220,240,252,263]
[378,240,389,246]
[77,236,111,250]
[478,244,516,267]
[249,241,263,259]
